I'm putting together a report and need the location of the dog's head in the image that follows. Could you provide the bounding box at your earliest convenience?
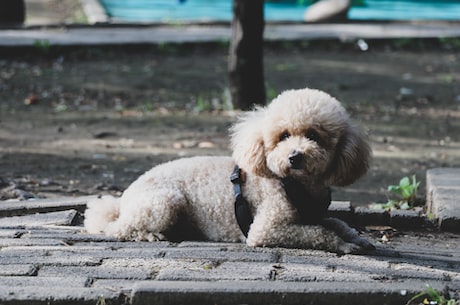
[230,88,371,186]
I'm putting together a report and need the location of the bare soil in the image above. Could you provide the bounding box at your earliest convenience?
[1,42,460,206]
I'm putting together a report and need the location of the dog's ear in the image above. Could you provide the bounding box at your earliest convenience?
[327,122,371,186]
[230,108,270,176]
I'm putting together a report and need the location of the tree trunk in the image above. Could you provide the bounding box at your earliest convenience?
[228,0,266,110]
[0,0,25,24]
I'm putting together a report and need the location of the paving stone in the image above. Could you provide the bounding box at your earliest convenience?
[0,229,25,238]
[0,276,89,288]
[72,240,173,249]
[0,244,106,266]
[0,264,37,276]
[0,210,79,227]
[0,252,102,266]
[39,265,154,280]
[277,249,459,283]
[91,279,140,291]
[0,196,94,217]
[426,168,460,232]
[176,241,245,249]
[163,247,278,262]
[386,262,458,281]
[97,247,168,259]
[429,188,460,232]
[275,263,375,282]
[326,200,353,222]
[0,286,123,305]
[156,261,272,281]
[101,257,206,283]
[0,237,67,247]
[20,231,118,243]
[0,244,165,263]
[280,252,392,277]
[353,206,390,226]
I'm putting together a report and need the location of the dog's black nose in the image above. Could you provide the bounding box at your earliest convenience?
[288,151,304,169]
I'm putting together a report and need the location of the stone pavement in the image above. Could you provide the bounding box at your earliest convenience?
[0,169,459,304]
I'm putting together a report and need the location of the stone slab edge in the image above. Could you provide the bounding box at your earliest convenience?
[426,168,460,232]
[0,286,124,305]
[2,23,460,47]
[130,280,453,305]
[0,279,455,305]
[0,195,97,217]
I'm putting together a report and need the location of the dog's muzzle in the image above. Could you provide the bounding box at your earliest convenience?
[288,151,304,169]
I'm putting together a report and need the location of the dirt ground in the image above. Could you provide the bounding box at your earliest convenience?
[1,42,460,206]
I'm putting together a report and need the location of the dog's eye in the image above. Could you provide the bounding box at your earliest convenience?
[305,129,321,143]
[279,132,290,141]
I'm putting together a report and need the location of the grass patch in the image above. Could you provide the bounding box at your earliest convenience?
[407,285,459,305]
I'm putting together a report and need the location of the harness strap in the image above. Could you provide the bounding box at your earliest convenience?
[230,165,253,237]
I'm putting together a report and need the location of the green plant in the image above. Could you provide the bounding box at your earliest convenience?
[439,37,460,49]
[96,295,108,305]
[388,175,419,204]
[371,175,420,211]
[195,95,212,112]
[407,285,459,305]
[142,101,155,112]
[34,39,51,53]
[266,84,278,101]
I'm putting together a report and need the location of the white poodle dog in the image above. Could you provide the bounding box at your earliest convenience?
[85,88,373,254]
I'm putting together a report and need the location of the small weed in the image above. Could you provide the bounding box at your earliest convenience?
[439,37,460,49]
[406,285,459,305]
[370,175,421,211]
[54,103,69,113]
[266,84,278,101]
[96,295,108,305]
[142,101,155,112]
[439,74,455,84]
[194,95,212,112]
[34,39,51,53]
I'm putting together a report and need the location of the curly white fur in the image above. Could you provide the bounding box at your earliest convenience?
[85,88,373,254]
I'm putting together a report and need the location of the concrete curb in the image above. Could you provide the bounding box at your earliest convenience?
[1,23,460,47]
[327,202,434,231]
[130,280,436,305]
[426,168,460,232]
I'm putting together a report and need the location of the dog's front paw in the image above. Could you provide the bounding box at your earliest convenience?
[349,234,375,251]
[336,235,375,255]
[337,241,370,255]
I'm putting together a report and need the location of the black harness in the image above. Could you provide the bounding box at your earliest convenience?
[230,165,331,237]
[230,166,253,237]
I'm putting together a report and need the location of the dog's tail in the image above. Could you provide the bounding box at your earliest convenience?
[84,195,120,234]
